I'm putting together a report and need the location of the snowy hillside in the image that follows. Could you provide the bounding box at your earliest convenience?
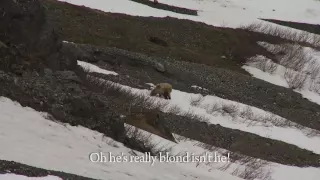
[150,0,320,26]
[0,93,319,180]
[1,0,320,180]
[78,59,320,155]
[0,174,62,180]
[0,97,243,180]
[59,0,320,29]
[1,58,320,179]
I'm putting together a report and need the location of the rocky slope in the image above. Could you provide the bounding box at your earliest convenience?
[1,0,320,178]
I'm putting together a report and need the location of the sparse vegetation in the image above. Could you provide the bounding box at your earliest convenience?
[124,125,174,157]
[240,22,320,48]
[233,159,272,180]
[43,0,293,75]
[246,55,278,74]
[310,80,320,95]
[182,110,210,123]
[164,105,183,115]
[87,65,320,141]
[190,95,204,107]
[284,69,308,89]
[179,139,272,180]
[248,40,320,94]
[207,103,221,114]
[79,67,169,112]
[308,60,320,80]
[221,104,239,118]
[239,106,254,120]
[261,18,320,45]
[3,0,320,178]
[256,42,317,73]
[279,44,313,72]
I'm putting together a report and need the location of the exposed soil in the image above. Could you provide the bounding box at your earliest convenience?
[0,160,97,180]
[42,0,288,75]
[1,68,319,168]
[129,0,198,16]
[1,0,320,177]
[40,0,320,131]
[73,42,320,167]
[74,43,320,132]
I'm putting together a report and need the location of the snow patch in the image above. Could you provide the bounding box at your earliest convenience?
[94,76,320,155]
[0,174,62,180]
[1,96,319,180]
[77,60,119,75]
[0,96,243,180]
[57,0,320,41]
[244,43,320,106]
[191,85,208,91]
[242,65,289,87]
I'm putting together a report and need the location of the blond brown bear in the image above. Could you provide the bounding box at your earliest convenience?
[150,83,172,100]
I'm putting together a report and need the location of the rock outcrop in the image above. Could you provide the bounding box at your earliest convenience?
[0,0,76,73]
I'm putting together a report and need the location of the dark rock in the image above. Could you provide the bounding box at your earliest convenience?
[153,62,166,73]
[148,36,168,47]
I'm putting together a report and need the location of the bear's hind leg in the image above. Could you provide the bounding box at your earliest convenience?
[163,92,170,100]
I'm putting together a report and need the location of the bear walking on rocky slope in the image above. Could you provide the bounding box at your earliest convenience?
[150,83,172,100]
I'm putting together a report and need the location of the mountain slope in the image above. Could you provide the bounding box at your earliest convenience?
[1,0,320,180]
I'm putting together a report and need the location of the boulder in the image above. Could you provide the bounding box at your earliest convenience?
[153,62,166,73]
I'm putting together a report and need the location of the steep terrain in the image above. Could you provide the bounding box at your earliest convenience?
[1,0,320,180]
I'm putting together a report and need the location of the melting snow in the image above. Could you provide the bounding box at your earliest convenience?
[58,0,320,40]
[77,60,119,76]
[243,43,320,106]
[1,97,320,180]
[0,96,243,180]
[0,174,62,180]
[78,61,320,155]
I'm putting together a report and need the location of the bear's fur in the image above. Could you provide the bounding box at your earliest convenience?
[150,83,172,100]
[124,112,177,143]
